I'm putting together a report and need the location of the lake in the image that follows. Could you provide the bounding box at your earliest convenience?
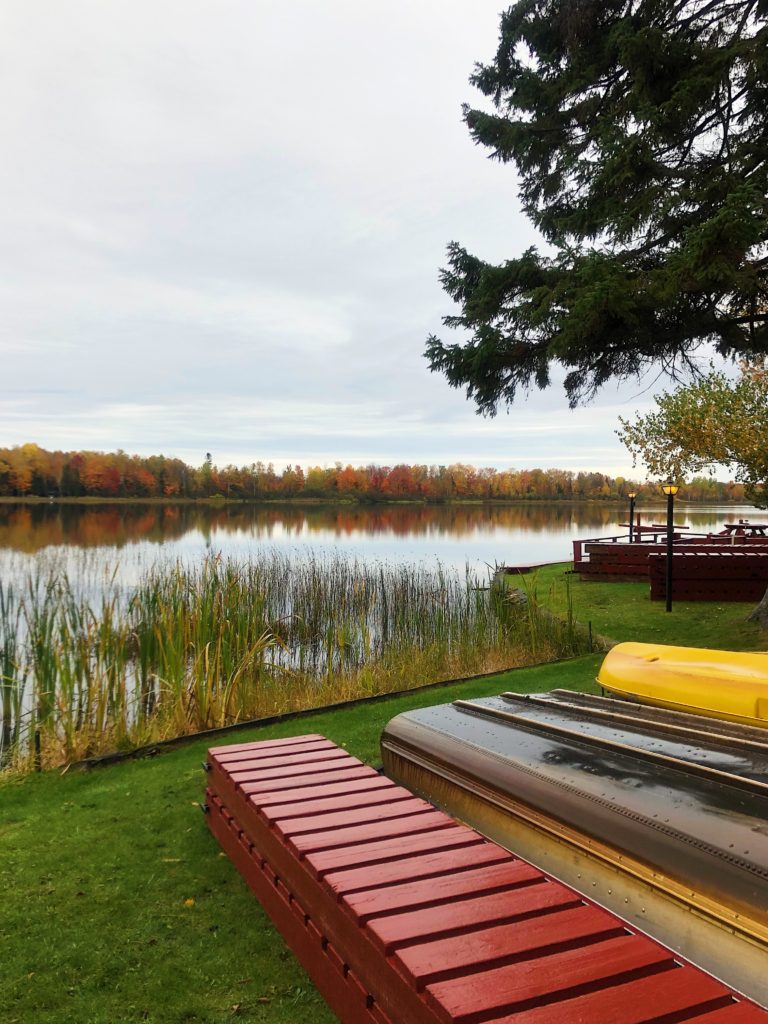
[0,501,759,581]
[0,499,760,769]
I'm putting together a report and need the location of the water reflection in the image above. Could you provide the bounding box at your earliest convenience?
[0,501,755,555]
[0,502,758,583]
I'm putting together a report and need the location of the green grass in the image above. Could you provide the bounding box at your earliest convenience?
[0,657,601,1024]
[514,563,767,650]
[4,564,764,1023]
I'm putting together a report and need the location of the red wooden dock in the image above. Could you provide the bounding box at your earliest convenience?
[204,734,768,1024]
[575,540,768,599]
[648,550,768,601]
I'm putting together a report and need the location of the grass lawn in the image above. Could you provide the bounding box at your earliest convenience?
[520,562,767,651]
[1,656,602,1024]
[3,568,765,1024]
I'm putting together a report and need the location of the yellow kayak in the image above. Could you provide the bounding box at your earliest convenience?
[597,641,768,727]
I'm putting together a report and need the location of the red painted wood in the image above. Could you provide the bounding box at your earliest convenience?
[691,1004,768,1023]
[208,784,452,1023]
[343,858,540,926]
[210,733,326,756]
[367,880,582,955]
[288,810,453,857]
[369,1001,395,1024]
[424,935,673,1022]
[213,739,338,766]
[398,904,626,990]
[206,736,768,1024]
[322,842,512,898]
[229,757,358,785]
[483,967,734,1024]
[238,764,378,795]
[223,747,352,772]
[206,792,393,1024]
[260,784,416,822]
[245,773,390,807]
[275,795,435,837]
[305,825,483,880]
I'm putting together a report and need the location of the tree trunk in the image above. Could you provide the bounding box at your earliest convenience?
[747,585,768,629]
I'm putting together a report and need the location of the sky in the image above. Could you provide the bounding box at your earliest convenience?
[0,1,695,477]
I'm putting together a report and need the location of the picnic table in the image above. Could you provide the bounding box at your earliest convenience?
[620,523,689,542]
[721,521,768,536]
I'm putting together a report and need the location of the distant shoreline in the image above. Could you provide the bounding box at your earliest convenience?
[0,495,754,508]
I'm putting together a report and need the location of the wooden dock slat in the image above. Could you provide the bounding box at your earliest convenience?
[424,935,673,1022]
[245,773,391,807]
[238,763,379,795]
[484,968,738,1024]
[205,735,768,1024]
[305,825,484,880]
[688,1005,768,1024]
[229,756,358,785]
[343,858,539,926]
[367,880,580,955]
[223,747,351,772]
[206,791,394,1024]
[210,733,327,756]
[288,810,454,857]
[397,904,627,990]
[259,783,416,821]
[275,795,436,837]
[322,843,512,898]
[228,757,360,786]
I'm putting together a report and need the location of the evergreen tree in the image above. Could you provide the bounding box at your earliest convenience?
[426,0,768,411]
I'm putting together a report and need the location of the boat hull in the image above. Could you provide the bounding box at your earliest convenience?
[381,690,768,1006]
[597,642,768,726]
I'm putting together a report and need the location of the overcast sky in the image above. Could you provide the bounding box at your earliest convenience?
[1,1,686,476]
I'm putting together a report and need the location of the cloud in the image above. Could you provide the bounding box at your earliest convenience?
[0,1,695,477]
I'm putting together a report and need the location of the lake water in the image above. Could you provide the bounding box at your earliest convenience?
[0,501,759,583]
[0,500,761,764]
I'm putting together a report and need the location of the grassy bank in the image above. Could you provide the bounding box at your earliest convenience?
[4,567,765,1023]
[1,553,591,772]
[1,656,602,1024]
[515,563,767,649]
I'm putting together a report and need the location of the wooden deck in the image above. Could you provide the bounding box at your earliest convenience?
[575,538,768,599]
[648,550,768,601]
[203,734,768,1024]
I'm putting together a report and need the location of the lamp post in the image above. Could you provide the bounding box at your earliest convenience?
[627,491,637,543]
[661,482,680,612]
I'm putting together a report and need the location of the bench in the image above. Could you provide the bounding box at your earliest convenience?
[203,734,768,1024]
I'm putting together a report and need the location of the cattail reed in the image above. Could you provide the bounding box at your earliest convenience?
[0,551,590,771]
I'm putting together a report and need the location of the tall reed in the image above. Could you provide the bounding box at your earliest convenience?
[0,551,591,771]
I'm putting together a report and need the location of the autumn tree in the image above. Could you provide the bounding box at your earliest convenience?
[618,361,768,625]
[426,0,768,412]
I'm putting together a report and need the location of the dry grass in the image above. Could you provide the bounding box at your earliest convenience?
[1,552,591,771]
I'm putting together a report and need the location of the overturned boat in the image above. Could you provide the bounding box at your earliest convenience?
[598,641,768,727]
[381,686,768,1006]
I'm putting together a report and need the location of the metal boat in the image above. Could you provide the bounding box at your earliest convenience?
[381,687,768,1006]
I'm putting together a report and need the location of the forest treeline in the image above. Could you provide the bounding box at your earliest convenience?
[0,443,745,503]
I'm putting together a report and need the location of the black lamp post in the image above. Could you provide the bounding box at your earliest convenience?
[661,481,680,612]
[627,491,637,543]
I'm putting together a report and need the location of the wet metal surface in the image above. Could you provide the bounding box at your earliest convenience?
[381,693,768,926]
[480,692,768,783]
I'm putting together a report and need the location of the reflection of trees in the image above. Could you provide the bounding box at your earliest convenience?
[0,505,191,553]
[0,501,756,554]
